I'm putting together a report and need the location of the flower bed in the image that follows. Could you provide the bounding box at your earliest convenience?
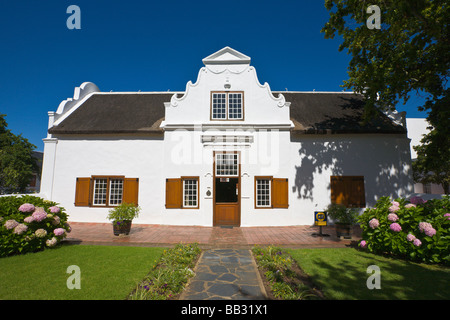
[128,243,201,300]
[0,195,70,257]
[252,245,323,300]
[358,195,449,265]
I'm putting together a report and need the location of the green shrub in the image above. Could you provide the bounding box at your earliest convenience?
[358,195,450,265]
[0,195,70,257]
[107,202,140,223]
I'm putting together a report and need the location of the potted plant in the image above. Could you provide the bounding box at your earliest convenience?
[326,203,359,239]
[107,202,141,236]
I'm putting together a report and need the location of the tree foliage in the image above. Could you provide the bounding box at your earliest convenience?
[0,114,38,194]
[322,0,449,190]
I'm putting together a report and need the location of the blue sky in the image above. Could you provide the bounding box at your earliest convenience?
[0,0,428,152]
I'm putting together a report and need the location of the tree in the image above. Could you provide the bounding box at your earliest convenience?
[0,114,38,194]
[321,0,449,192]
[412,94,450,193]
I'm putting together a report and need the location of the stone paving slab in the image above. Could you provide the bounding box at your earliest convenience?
[180,249,267,300]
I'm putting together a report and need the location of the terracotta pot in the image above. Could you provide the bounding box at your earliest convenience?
[112,220,132,236]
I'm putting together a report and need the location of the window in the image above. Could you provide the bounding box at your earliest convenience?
[93,178,108,205]
[255,176,289,209]
[92,177,123,206]
[109,179,124,205]
[211,92,244,120]
[183,178,198,208]
[256,178,271,207]
[166,177,199,209]
[75,176,139,207]
[330,176,365,208]
[215,153,239,177]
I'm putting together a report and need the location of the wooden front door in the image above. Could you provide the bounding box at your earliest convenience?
[213,152,240,226]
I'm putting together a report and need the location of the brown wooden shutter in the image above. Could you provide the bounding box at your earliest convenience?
[75,177,91,206]
[349,176,365,207]
[272,178,289,208]
[166,178,182,208]
[331,176,365,207]
[123,178,139,205]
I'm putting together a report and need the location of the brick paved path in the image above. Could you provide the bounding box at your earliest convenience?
[65,222,361,248]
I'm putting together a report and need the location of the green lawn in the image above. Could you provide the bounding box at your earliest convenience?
[0,245,165,300]
[288,248,450,300]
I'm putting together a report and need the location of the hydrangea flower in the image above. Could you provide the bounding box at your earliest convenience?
[390,223,402,232]
[13,224,28,235]
[388,213,399,222]
[49,206,60,214]
[4,219,19,230]
[413,239,422,247]
[369,218,379,229]
[406,234,416,242]
[405,203,416,209]
[24,216,35,223]
[391,201,400,207]
[419,222,432,232]
[35,229,47,238]
[389,205,400,213]
[46,237,57,247]
[54,228,66,236]
[424,227,436,237]
[52,216,61,225]
[360,240,367,248]
[18,203,35,213]
[445,213,450,220]
[418,222,436,237]
[32,207,47,222]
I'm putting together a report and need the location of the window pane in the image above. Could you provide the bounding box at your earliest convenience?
[109,179,123,206]
[183,179,198,208]
[228,93,242,119]
[212,93,226,119]
[256,179,271,207]
[93,179,107,205]
[216,154,238,176]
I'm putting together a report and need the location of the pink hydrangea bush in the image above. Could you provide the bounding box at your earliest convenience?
[358,196,450,265]
[0,195,70,257]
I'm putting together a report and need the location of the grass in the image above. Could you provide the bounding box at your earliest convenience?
[288,248,450,300]
[0,244,165,300]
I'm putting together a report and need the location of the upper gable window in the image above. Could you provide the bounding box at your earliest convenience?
[211,92,244,120]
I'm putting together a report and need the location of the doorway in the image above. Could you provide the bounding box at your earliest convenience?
[213,151,240,226]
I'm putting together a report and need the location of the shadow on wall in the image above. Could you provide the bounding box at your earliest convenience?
[292,135,413,207]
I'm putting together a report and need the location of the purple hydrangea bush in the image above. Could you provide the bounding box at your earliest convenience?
[0,195,70,257]
[358,196,450,265]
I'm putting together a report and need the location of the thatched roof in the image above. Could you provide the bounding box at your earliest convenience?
[48,92,405,135]
[277,92,405,134]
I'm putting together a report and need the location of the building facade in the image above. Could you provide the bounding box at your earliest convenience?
[40,47,414,226]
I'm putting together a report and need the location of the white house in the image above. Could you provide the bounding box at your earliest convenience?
[40,47,414,227]
[406,118,445,194]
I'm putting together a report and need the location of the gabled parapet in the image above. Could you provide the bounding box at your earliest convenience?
[55,82,100,119]
[163,47,291,129]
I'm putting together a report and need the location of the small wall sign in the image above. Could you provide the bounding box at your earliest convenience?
[314,211,327,226]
